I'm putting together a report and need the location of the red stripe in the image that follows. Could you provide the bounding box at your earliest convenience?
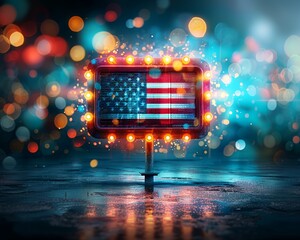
[140,119,197,125]
[146,98,195,104]
[146,108,195,114]
[146,73,197,83]
[146,88,194,94]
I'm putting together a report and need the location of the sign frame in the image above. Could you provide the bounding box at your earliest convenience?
[86,57,210,140]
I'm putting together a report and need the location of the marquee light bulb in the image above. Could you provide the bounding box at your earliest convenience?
[145,133,154,142]
[144,55,153,65]
[107,55,116,64]
[126,133,135,143]
[84,112,93,121]
[204,91,212,101]
[84,91,93,101]
[84,70,93,80]
[182,133,191,143]
[125,55,135,64]
[204,112,213,122]
[162,55,172,64]
[107,133,116,142]
[204,71,212,80]
[182,56,190,64]
[164,134,172,143]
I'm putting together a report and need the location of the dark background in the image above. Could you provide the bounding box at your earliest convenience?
[1,0,300,163]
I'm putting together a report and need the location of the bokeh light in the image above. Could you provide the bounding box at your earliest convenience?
[9,31,24,47]
[2,156,16,170]
[70,45,85,61]
[67,129,77,139]
[169,28,186,47]
[27,142,39,154]
[64,106,75,116]
[235,139,246,151]
[46,81,61,97]
[0,4,16,26]
[92,31,117,53]
[90,159,98,168]
[0,34,10,53]
[68,16,84,32]
[41,19,59,36]
[105,11,118,22]
[54,113,68,129]
[22,45,43,66]
[188,17,207,38]
[133,17,144,28]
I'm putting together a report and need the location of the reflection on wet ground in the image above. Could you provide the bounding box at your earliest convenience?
[1,156,300,239]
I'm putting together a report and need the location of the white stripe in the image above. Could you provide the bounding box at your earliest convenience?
[100,114,195,120]
[147,83,193,88]
[146,93,195,99]
[147,104,195,109]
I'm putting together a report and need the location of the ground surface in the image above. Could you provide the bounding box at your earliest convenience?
[1,154,300,240]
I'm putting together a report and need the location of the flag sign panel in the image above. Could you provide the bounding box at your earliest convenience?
[86,57,211,140]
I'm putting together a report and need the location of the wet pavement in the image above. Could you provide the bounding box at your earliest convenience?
[1,154,300,240]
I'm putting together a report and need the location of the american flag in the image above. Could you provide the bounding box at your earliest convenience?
[98,71,196,127]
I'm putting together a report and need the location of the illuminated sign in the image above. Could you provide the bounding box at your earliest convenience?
[86,56,211,141]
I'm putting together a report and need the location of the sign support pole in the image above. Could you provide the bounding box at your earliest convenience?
[141,140,158,188]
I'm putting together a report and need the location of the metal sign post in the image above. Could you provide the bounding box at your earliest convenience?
[141,140,158,187]
[85,56,211,188]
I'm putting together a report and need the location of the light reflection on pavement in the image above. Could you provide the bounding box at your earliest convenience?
[1,156,300,240]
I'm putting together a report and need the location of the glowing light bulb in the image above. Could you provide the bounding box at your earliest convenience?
[164,134,172,143]
[126,133,135,142]
[107,55,116,64]
[84,112,93,121]
[204,112,213,122]
[182,56,190,64]
[204,91,212,101]
[107,133,116,142]
[145,133,154,142]
[182,134,191,143]
[162,55,172,64]
[204,71,212,80]
[84,91,93,101]
[84,70,93,80]
[144,55,153,65]
[125,55,135,64]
